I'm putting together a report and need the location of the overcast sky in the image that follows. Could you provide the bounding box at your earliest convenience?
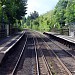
[26,0,59,16]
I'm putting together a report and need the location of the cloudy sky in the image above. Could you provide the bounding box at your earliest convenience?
[26,0,59,16]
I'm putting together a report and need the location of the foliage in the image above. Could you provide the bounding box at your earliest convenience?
[30,11,39,20]
[54,0,68,27]
[24,0,75,33]
[0,0,27,29]
[65,0,75,24]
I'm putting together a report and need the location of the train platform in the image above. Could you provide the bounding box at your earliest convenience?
[0,31,24,51]
[0,31,25,63]
[44,32,75,49]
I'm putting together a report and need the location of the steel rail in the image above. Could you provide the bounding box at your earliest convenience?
[33,33,52,75]
[37,39,52,75]
[33,35,40,75]
[48,37,75,60]
[43,33,75,59]
[39,33,72,75]
[10,35,28,75]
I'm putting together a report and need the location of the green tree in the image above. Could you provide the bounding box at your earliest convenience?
[54,0,68,27]
[65,0,75,24]
[30,11,39,20]
[0,0,27,26]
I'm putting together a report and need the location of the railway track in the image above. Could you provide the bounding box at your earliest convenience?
[38,32,75,75]
[25,30,73,75]
[34,32,69,75]
[0,30,47,75]
[14,30,75,75]
[1,29,75,75]
[14,32,39,75]
[35,37,52,75]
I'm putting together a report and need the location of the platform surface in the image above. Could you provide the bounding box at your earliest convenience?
[44,32,75,44]
[0,31,24,52]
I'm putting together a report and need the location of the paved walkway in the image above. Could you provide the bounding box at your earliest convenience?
[0,31,24,51]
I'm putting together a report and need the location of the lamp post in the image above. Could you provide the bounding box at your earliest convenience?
[1,5,10,37]
[2,5,6,30]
